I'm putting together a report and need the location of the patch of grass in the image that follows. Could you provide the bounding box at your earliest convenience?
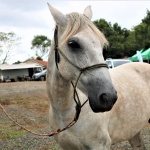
[40,141,62,150]
[0,123,27,140]
[51,144,62,150]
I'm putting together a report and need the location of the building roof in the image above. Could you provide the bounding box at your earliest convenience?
[0,63,42,70]
[33,59,48,66]
[24,59,48,67]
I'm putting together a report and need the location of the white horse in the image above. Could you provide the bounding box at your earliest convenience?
[46,4,150,150]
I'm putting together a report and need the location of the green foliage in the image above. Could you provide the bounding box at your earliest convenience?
[94,19,131,59]
[13,60,22,64]
[31,35,51,58]
[94,19,113,37]
[133,10,150,50]
[142,10,150,24]
[94,9,150,59]
[36,56,43,60]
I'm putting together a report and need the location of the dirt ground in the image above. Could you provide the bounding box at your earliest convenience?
[0,81,150,150]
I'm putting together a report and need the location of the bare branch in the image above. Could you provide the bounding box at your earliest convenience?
[0,32,21,64]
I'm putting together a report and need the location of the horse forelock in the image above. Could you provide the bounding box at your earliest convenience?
[60,12,108,48]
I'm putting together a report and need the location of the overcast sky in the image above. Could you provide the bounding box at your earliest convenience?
[1,0,150,64]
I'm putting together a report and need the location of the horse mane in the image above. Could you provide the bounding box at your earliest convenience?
[60,12,108,48]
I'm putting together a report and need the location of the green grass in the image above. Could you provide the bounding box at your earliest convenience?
[50,144,62,150]
[0,123,27,140]
[40,141,62,150]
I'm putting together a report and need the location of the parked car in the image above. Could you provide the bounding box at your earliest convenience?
[106,59,132,68]
[32,69,47,81]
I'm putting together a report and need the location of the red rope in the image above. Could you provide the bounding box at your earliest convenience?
[0,103,77,137]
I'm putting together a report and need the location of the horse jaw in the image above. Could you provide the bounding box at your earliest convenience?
[83,5,92,20]
[47,3,67,27]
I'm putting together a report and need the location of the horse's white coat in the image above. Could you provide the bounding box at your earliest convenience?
[46,4,150,150]
[109,64,150,143]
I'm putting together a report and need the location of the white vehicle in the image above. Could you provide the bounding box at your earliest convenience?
[106,59,132,68]
[32,69,47,81]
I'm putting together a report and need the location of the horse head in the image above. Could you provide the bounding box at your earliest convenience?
[48,4,117,113]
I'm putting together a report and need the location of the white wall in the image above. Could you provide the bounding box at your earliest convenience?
[1,69,29,81]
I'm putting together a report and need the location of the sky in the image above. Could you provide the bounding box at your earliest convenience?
[0,0,150,64]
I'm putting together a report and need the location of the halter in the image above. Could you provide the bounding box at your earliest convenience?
[54,26,108,121]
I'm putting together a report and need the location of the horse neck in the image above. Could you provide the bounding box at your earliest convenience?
[47,45,75,114]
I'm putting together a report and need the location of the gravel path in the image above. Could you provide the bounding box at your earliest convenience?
[0,82,150,150]
[0,128,150,150]
[0,126,149,150]
[0,131,57,150]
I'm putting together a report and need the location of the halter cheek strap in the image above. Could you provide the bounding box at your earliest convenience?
[54,26,60,69]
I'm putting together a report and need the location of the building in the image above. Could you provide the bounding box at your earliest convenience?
[0,63,42,82]
[24,59,48,69]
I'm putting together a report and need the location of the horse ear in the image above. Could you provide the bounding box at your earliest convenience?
[47,3,67,27]
[83,5,92,20]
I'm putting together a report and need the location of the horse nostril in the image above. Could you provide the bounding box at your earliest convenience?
[99,92,117,105]
[99,93,109,104]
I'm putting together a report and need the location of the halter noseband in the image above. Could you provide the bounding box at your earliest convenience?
[54,26,108,121]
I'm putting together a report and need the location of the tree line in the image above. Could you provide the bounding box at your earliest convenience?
[94,9,150,59]
[0,9,150,64]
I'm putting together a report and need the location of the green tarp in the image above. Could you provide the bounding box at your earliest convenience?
[129,48,150,61]
[129,49,143,61]
[141,48,150,60]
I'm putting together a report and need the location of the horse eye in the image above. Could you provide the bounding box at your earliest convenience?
[68,40,80,49]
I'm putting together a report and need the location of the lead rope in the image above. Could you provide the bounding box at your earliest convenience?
[0,96,84,137]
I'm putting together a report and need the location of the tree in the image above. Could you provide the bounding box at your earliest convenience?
[94,19,131,59]
[13,60,22,64]
[133,23,149,48]
[31,35,51,58]
[123,31,137,56]
[94,19,113,37]
[93,9,150,59]
[36,56,43,60]
[0,32,20,64]
[132,9,150,51]
[142,10,150,24]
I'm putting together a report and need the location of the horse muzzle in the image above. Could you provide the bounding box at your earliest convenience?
[88,89,117,113]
